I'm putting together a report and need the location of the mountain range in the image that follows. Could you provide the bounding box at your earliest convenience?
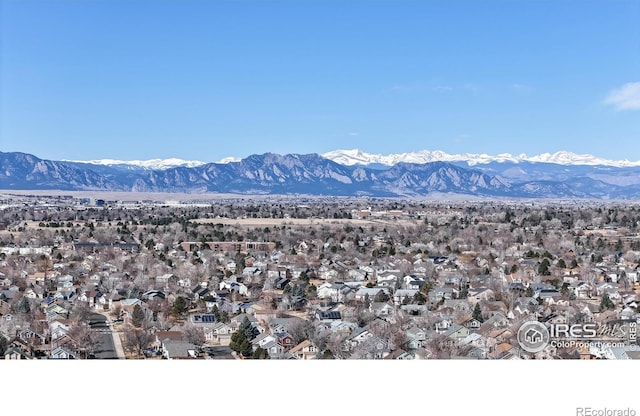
[321,148,640,168]
[2,149,640,199]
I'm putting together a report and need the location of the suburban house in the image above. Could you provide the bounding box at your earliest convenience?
[369,302,395,319]
[49,320,71,341]
[288,339,318,360]
[442,324,470,341]
[405,326,427,349]
[384,348,413,360]
[204,322,233,346]
[4,345,33,360]
[354,287,390,302]
[161,339,198,359]
[50,345,77,360]
[393,289,419,305]
[275,332,296,350]
[317,282,352,303]
[154,330,184,350]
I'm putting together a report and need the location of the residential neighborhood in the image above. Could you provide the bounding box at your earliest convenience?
[1,194,640,360]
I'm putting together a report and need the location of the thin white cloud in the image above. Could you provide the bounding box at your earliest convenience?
[509,83,532,93]
[385,83,428,93]
[432,85,454,92]
[348,132,360,136]
[604,82,640,110]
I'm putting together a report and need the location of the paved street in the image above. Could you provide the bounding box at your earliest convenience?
[87,312,125,359]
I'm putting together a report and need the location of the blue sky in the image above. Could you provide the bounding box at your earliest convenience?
[1,0,639,162]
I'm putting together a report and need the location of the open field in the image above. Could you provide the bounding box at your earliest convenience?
[0,189,253,202]
[191,217,420,228]
[0,189,406,203]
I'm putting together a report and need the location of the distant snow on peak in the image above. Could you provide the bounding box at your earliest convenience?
[216,156,242,164]
[524,151,640,167]
[66,158,207,170]
[322,149,640,168]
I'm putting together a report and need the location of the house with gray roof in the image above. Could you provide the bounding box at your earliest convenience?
[50,345,77,360]
[393,289,418,305]
[161,339,198,359]
[405,326,427,350]
[4,345,33,360]
[317,282,352,302]
[369,302,394,319]
[354,287,389,302]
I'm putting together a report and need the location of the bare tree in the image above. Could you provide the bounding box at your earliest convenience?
[351,336,387,359]
[68,321,102,358]
[425,333,454,359]
[326,331,351,359]
[182,324,206,346]
[70,301,93,323]
[123,326,154,358]
[310,326,331,352]
[286,318,314,345]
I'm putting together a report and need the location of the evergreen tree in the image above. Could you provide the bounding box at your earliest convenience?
[229,331,246,355]
[306,284,317,299]
[363,293,371,309]
[525,285,534,298]
[412,292,426,305]
[230,319,256,358]
[538,258,551,276]
[472,303,484,323]
[239,338,253,357]
[219,311,229,323]
[373,290,389,303]
[239,316,257,340]
[234,251,246,274]
[211,304,221,321]
[458,285,469,299]
[171,296,188,318]
[615,239,623,252]
[421,281,433,295]
[252,347,269,359]
[17,297,31,314]
[599,293,615,312]
[0,334,8,355]
[322,349,334,359]
[132,304,145,328]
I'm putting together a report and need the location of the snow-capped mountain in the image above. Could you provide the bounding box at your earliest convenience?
[65,158,207,170]
[216,156,243,164]
[322,148,640,168]
[3,150,640,199]
[64,148,640,171]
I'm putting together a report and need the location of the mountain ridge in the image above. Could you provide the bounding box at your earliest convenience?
[1,150,639,199]
[63,157,207,171]
[321,148,640,168]
[66,148,640,169]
